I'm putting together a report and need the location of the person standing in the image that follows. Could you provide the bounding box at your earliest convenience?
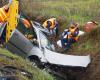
[42,18,59,36]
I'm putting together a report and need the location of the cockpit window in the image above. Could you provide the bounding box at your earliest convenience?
[39,31,53,50]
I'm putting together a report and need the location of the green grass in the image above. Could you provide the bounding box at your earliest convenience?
[0,48,54,80]
[0,0,100,31]
[20,0,100,27]
[0,48,18,58]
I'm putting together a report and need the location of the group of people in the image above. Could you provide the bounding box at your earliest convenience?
[42,18,80,49]
[42,17,98,49]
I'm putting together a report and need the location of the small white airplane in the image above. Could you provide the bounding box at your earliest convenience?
[5,21,90,68]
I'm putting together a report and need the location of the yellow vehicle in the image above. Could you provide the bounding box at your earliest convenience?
[0,0,31,43]
[0,0,18,43]
[6,0,19,42]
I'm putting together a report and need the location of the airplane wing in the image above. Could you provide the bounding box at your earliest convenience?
[44,48,91,67]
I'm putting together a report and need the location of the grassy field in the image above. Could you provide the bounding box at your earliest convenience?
[0,0,100,30]
[20,0,100,31]
[0,48,54,80]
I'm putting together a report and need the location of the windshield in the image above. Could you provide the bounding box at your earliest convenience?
[39,31,53,50]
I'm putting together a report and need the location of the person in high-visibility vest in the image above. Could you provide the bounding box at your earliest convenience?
[0,5,9,23]
[42,18,59,36]
[19,17,31,29]
[61,22,79,49]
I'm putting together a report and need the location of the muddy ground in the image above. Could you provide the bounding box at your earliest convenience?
[65,53,100,80]
[50,36,100,80]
